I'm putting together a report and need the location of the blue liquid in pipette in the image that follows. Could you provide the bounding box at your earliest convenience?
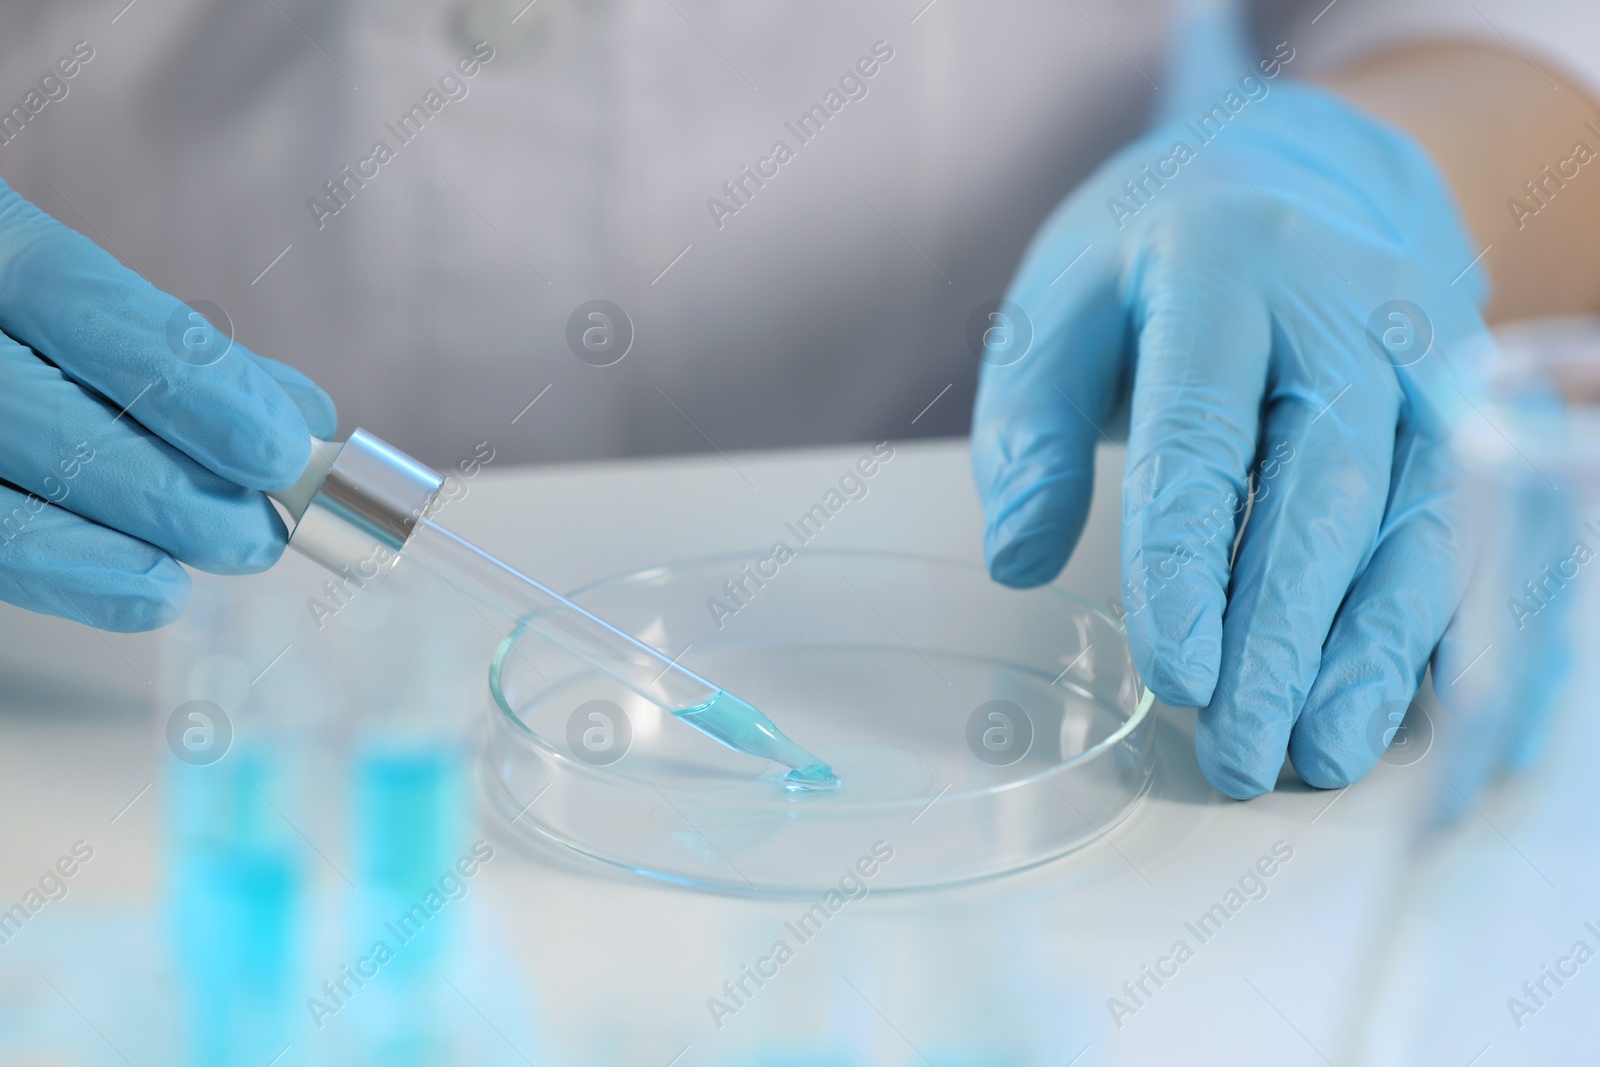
[675,690,839,792]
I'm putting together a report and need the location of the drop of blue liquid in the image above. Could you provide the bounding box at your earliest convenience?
[783,763,842,793]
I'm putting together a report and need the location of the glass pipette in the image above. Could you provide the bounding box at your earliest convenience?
[269,430,836,789]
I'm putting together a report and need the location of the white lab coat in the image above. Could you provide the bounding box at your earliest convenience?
[0,0,1589,468]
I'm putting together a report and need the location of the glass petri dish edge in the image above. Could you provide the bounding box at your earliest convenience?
[486,549,1155,805]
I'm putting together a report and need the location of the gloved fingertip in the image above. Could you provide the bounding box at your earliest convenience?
[1120,557,1225,708]
[253,418,314,493]
[202,418,310,492]
[228,529,289,575]
[1141,657,1218,710]
[93,555,191,632]
[1197,751,1277,800]
[981,471,1092,588]
[1126,616,1220,708]
[243,354,337,439]
[269,368,338,439]
[1288,702,1380,791]
[286,383,337,440]
[985,524,1073,589]
[203,510,289,575]
[1195,706,1290,799]
[172,494,290,576]
[1291,752,1365,792]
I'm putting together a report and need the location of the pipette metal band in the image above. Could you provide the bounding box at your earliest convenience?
[288,429,444,574]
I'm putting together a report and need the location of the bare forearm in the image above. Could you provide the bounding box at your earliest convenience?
[1320,41,1600,322]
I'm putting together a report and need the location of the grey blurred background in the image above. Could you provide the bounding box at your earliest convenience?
[0,0,1322,470]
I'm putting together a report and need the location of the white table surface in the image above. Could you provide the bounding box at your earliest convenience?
[0,438,1589,1066]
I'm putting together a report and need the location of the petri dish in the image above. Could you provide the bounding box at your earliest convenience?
[485,550,1155,894]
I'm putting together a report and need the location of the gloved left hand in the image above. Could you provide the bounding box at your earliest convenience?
[0,179,336,631]
[971,79,1491,798]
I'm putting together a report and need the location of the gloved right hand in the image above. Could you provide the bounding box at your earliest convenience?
[0,179,336,631]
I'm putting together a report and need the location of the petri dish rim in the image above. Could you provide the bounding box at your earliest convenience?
[487,547,1155,810]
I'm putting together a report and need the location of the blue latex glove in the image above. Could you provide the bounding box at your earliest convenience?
[971,78,1493,798]
[1428,378,1574,818]
[0,180,336,631]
